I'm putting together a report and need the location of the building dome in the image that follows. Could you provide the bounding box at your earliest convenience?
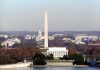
[35,29,44,42]
[38,29,42,35]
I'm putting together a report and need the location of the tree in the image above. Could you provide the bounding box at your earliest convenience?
[0,46,42,65]
[63,55,69,60]
[73,54,84,65]
[0,49,17,65]
[47,53,54,60]
[33,53,47,65]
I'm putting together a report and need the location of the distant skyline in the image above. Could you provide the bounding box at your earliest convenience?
[0,0,100,31]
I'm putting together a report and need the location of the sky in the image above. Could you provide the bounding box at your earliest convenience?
[0,0,100,31]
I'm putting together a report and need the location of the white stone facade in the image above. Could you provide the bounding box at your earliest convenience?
[1,38,21,47]
[48,36,54,40]
[75,35,98,42]
[35,29,44,41]
[47,47,68,58]
[0,35,8,38]
[25,35,35,40]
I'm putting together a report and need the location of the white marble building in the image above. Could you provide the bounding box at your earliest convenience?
[25,35,32,40]
[47,47,68,58]
[25,35,35,40]
[35,29,44,41]
[75,35,98,42]
[48,36,55,40]
[0,35,8,38]
[1,38,21,47]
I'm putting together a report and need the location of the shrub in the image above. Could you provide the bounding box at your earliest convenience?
[33,54,47,65]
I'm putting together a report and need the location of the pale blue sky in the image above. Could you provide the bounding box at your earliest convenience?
[0,0,100,31]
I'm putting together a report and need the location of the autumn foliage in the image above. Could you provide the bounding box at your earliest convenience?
[0,47,41,65]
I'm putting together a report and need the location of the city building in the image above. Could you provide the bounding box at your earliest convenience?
[88,40,100,46]
[0,35,8,38]
[1,38,21,47]
[53,33,64,37]
[47,47,68,58]
[75,34,98,42]
[48,35,55,40]
[35,29,44,42]
[25,35,35,40]
[74,34,98,45]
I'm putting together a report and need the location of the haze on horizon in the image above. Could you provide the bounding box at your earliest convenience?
[0,0,100,31]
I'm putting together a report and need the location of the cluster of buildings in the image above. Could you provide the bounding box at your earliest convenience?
[1,11,100,59]
[1,38,21,48]
[24,11,68,58]
[36,11,68,58]
[74,34,99,44]
[0,32,100,58]
[0,11,68,58]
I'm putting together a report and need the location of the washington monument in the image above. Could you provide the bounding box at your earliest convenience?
[44,11,48,48]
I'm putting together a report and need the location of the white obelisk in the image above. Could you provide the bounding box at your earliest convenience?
[44,11,48,48]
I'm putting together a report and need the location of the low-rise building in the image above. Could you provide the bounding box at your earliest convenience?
[48,36,54,40]
[25,35,35,40]
[47,47,68,58]
[0,35,8,38]
[75,34,98,42]
[1,38,21,47]
[88,40,100,46]
[53,34,64,37]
